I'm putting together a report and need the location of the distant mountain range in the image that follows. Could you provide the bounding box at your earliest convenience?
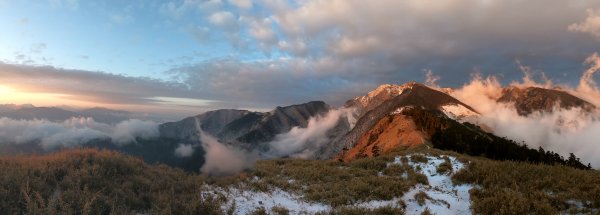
[0,81,596,172]
[0,105,133,124]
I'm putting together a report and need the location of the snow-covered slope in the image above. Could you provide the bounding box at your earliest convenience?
[400,155,473,215]
[203,154,474,215]
[205,187,330,214]
[440,104,479,121]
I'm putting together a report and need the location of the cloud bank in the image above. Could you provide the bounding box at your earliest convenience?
[6,0,600,115]
[194,118,257,176]
[196,108,354,175]
[267,108,353,159]
[451,53,600,168]
[164,0,600,108]
[0,117,159,150]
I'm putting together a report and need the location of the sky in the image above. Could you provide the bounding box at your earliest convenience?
[1,0,600,120]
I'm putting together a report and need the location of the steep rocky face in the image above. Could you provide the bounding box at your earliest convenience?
[340,113,426,162]
[344,83,414,117]
[159,109,250,141]
[129,101,334,170]
[222,101,332,145]
[498,87,596,115]
[323,83,478,160]
[159,101,332,147]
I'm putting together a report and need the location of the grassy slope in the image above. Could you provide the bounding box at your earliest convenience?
[453,156,600,215]
[1,147,599,214]
[0,148,223,215]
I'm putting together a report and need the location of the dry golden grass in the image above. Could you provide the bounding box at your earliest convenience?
[0,148,222,214]
[4,144,598,215]
[243,153,428,207]
[317,205,405,215]
[436,156,453,174]
[452,156,600,215]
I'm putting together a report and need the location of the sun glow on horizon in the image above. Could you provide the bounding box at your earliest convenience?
[0,85,14,96]
[0,85,99,108]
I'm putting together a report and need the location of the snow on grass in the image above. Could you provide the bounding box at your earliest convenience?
[202,153,473,214]
[205,186,330,215]
[440,104,478,121]
[399,155,473,215]
[351,154,473,214]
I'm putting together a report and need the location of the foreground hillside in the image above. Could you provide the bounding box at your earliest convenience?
[1,148,598,214]
[0,149,222,214]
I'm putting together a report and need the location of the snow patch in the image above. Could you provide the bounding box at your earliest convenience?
[206,187,330,214]
[202,154,473,214]
[440,104,478,121]
[355,83,414,107]
[352,154,473,214]
[399,155,473,215]
[391,107,406,115]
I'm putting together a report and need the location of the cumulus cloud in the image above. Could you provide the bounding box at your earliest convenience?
[164,0,600,110]
[451,54,600,168]
[111,119,159,145]
[0,117,159,150]
[228,0,252,9]
[174,144,195,157]
[209,11,238,32]
[267,108,353,158]
[6,0,600,122]
[569,9,600,39]
[167,57,373,106]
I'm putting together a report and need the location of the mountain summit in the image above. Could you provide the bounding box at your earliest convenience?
[498,86,596,115]
[326,83,478,160]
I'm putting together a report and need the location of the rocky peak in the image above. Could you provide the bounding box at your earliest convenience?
[498,86,596,115]
[345,82,417,117]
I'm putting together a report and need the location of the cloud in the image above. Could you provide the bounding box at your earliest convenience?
[6,0,600,120]
[163,0,600,109]
[477,104,600,168]
[228,0,252,9]
[248,17,278,52]
[0,117,159,150]
[193,118,256,176]
[569,9,600,39]
[167,57,375,107]
[451,54,600,168]
[424,69,440,88]
[174,144,194,157]
[0,63,196,106]
[574,52,600,106]
[111,119,159,145]
[209,11,237,30]
[267,108,353,158]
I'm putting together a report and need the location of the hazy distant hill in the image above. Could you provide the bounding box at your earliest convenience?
[0,105,132,124]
